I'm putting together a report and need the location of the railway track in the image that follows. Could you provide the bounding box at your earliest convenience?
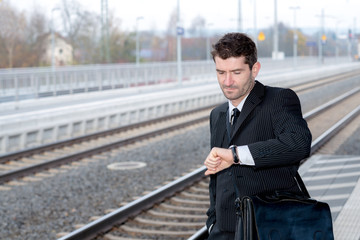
[0,107,213,184]
[289,69,360,93]
[1,70,359,186]
[53,83,359,238]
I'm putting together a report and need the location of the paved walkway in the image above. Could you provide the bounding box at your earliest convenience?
[299,155,360,240]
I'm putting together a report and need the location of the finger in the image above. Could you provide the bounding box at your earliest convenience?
[204,156,216,164]
[205,169,214,175]
[204,160,220,170]
[207,156,221,164]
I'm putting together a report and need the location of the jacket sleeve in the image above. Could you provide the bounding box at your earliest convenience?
[206,110,217,229]
[206,174,216,229]
[248,88,312,169]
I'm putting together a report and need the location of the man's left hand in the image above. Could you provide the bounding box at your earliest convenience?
[204,147,234,175]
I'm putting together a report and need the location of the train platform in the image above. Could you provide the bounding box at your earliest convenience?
[299,154,360,239]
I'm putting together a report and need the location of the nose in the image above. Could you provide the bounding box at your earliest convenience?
[223,73,232,86]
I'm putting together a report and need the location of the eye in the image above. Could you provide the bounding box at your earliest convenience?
[233,71,241,75]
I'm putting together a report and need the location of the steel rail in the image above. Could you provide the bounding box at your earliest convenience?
[303,87,360,120]
[289,70,360,93]
[0,116,208,184]
[0,105,216,164]
[310,105,360,155]
[56,90,360,240]
[57,166,207,240]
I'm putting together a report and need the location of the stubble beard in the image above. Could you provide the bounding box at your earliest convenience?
[222,75,255,102]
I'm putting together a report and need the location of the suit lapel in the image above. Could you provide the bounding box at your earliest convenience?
[230,81,265,140]
[213,105,228,148]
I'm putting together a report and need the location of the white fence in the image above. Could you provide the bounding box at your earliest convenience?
[1,57,351,103]
[0,61,214,103]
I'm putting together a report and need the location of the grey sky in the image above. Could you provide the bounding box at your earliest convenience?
[10,0,360,36]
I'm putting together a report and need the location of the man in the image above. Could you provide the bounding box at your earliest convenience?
[204,33,312,239]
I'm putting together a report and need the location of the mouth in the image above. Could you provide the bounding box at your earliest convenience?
[223,86,236,92]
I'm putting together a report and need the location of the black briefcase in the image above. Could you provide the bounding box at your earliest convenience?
[234,192,334,240]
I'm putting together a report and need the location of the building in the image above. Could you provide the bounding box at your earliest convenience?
[42,33,73,66]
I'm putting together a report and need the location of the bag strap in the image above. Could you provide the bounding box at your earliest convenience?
[230,166,242,211]
[231,167,244,239]
[231,165,243,196]
[295,171,311,198]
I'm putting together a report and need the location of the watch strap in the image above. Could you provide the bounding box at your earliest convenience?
[229,145,240,164]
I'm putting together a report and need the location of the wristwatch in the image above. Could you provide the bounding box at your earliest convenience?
[229,145,240,164]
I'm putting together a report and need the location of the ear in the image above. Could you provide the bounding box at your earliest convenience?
[252,62,261,78]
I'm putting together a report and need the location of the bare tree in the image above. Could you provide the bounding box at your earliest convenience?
[0,3,26,68]
[166,8,178,37]
[25,8,48,66]
[59,0,90,62]
[107,12,136,63]
[61,0,83,38]
[27,9,47,44]
[73,10,102,64]
[165,8,178,61]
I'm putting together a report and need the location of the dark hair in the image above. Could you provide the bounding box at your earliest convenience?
[211,33,257,69]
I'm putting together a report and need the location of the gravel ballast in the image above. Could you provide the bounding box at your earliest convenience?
[0,124,210,240]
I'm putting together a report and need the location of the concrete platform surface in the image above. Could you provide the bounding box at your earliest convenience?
[300,155,360,240]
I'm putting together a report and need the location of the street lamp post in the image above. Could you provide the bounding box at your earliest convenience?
[335,20,341,62]
[318,8,325,64]
[315,9,336,64]
[290,6,300,69]
[238,0,242,32]
[136,16,143,66]
[176,0,183,85]
[51,7,60,71]
[101,0,110,63]
[273,0,279,59]
[206,23,213,61]
[253,0,257,46]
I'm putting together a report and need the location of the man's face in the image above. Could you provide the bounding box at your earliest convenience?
[214,56,260,107]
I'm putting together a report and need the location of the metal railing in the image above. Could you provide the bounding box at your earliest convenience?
[0,61,215,103]
[0,57,353,104]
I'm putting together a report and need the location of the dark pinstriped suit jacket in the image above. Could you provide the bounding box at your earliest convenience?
[206,81,312,233]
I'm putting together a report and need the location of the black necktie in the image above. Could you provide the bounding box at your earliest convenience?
[230,108,240,132]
